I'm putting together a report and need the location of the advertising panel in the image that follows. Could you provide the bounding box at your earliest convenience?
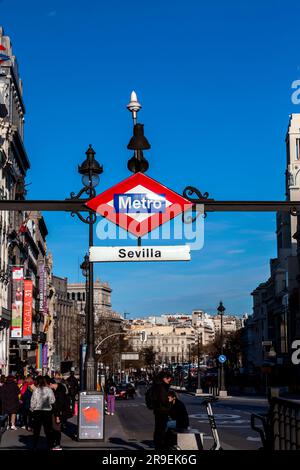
[11,266,24,338]
[78,392,104,440]
[23,279,33,340]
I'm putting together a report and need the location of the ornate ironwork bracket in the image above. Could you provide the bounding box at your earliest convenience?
[69,185,96,200]
[70,210,97,225]
[67,185,97,224]
[290,207,300,217]
[183,186,214,204]
[182,186,214,222]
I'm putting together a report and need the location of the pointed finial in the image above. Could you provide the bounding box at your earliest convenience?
[127,90,142,123]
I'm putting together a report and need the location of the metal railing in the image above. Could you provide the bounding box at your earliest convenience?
[251,397,300,450]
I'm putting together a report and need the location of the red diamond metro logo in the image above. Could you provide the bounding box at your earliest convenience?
[86,172,193,237]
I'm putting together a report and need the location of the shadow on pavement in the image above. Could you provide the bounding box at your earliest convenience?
[109,437,150,450]
[18,434,48,450]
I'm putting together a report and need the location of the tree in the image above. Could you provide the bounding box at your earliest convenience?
[140,346,156,372]
[94,319,128,377]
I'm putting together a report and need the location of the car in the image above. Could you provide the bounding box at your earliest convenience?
[125,382,136,398]
[115,384,128,400]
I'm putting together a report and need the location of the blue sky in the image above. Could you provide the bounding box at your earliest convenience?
[1,0,300,317]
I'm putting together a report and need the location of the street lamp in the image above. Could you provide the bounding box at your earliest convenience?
[196,332,203,396]
[73,145,103,391]
[217,301,227,397]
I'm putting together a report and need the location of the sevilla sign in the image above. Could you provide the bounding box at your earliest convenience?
[86,172,193,237]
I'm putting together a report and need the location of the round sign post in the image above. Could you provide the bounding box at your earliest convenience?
[218,354,227,364]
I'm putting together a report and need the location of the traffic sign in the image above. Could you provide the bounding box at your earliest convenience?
[86,172,193,237]
[218,355,227,363]
[89,245,191,262]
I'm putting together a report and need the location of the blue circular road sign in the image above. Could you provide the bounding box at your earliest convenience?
[218,354,227,363]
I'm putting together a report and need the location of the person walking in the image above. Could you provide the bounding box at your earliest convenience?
[105,382,116,416]
[151,370,173,451]
[1,375,20,430]
[30,376,55,450]
[48,378,69,450]
[66,369,79,416]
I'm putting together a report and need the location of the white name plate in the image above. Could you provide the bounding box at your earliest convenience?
[89,245,191,262]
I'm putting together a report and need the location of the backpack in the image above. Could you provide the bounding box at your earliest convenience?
[145,385,154,410]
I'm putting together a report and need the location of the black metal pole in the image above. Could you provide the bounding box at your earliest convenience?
[197,334,201,390]
[84,194,96,391]
[188,343,191,390]
[220,311,225,392]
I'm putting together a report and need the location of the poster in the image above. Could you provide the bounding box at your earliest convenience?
[11,266,24,338]
[78,392,104,440]
[23,279,33,339]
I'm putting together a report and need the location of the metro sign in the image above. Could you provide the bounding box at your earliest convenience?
[86,172,193,237]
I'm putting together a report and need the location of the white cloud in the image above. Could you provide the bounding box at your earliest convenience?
[226,249,245,255]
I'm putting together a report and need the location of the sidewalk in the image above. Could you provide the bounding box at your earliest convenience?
[0,414,153,450]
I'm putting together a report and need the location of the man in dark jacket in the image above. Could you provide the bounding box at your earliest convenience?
[49,378,69,450]
[66,370,79,415]
[151,370,173,451]
[1,376,19,429]
[168,390,189,430]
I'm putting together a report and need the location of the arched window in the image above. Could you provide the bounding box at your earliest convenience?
[77,293,81,301]
[72,293,75,301]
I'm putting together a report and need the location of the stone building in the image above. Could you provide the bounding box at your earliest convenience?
[67,278,121,323]
[244,114,300,387]
[52,275,79,371]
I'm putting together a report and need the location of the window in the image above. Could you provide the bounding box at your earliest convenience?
[71,293,75,301]
[296,139,300,160]
[77,293,81,301]
[83,292,85,301]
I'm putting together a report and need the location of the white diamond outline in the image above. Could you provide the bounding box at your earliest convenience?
[106,184,172,223]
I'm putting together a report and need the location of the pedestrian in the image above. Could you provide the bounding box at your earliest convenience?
[151,370,173,451]
[167,390,189,431]
[105,381,116,416]
[19,375,34,430]
[1,375,20,430]
[30,375,55,450]
[48,378,69,450]
[66,368,79,415]
[0,374,5,415]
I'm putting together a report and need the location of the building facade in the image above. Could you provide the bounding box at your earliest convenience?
[52,275,79,372]
[0,28,51,374]
[244,114,300,386]
[67,278,121,323]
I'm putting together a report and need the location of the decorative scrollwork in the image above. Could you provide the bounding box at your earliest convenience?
[290,207,300,216]
[69,185,96,200]
[182,208,207,224]
[183,186,213,203]
[70,211,97,225]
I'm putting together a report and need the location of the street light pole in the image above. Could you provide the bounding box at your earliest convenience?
[217,301,227,397]
[77,145,103,391]
[196,332,203,396]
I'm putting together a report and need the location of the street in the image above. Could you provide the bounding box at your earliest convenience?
[0,387,268,450]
